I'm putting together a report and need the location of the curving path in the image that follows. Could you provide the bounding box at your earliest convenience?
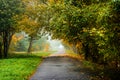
[30,56,92,80]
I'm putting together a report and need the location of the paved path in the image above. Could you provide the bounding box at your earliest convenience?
[30,56,92,80]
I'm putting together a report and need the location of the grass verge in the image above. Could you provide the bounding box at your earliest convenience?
[0,52,51,80]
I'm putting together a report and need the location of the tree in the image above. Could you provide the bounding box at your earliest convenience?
[47,0,84,54]
[0,0,23,58]
[18,0,48,53]
[46,0,120,68]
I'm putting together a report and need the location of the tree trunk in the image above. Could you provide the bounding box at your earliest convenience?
[0,33,3,58]
[28,37,33,53]
[3,31,9,58]
[3,30,13,58]
[0,43,2,58]
[83,43,89,60]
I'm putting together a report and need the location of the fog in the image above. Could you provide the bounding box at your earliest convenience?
[47,38,65,54]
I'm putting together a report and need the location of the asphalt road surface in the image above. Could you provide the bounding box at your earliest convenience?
[30,57,91,80]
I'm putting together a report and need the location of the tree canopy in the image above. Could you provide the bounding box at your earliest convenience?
[45,0,120,67]
[0,0,120,69]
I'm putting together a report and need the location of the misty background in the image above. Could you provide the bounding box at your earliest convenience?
[9,32,66,53]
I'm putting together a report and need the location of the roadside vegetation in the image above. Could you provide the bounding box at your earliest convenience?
[0,52,51,80]
[0,0,120,80]
[66,50,120,80]
[65,50,84,61]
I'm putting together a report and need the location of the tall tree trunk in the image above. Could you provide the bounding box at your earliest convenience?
[0,35,2,58]
[28,37,33,53]
[3,30,13,58]
[0,33,3,58]
[83,43,89,60]
[0,43,2,58]
[3,31,9,58]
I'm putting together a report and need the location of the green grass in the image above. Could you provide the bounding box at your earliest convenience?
[0,52,51,80]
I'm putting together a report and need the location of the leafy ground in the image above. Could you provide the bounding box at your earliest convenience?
[0,52,51,80]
